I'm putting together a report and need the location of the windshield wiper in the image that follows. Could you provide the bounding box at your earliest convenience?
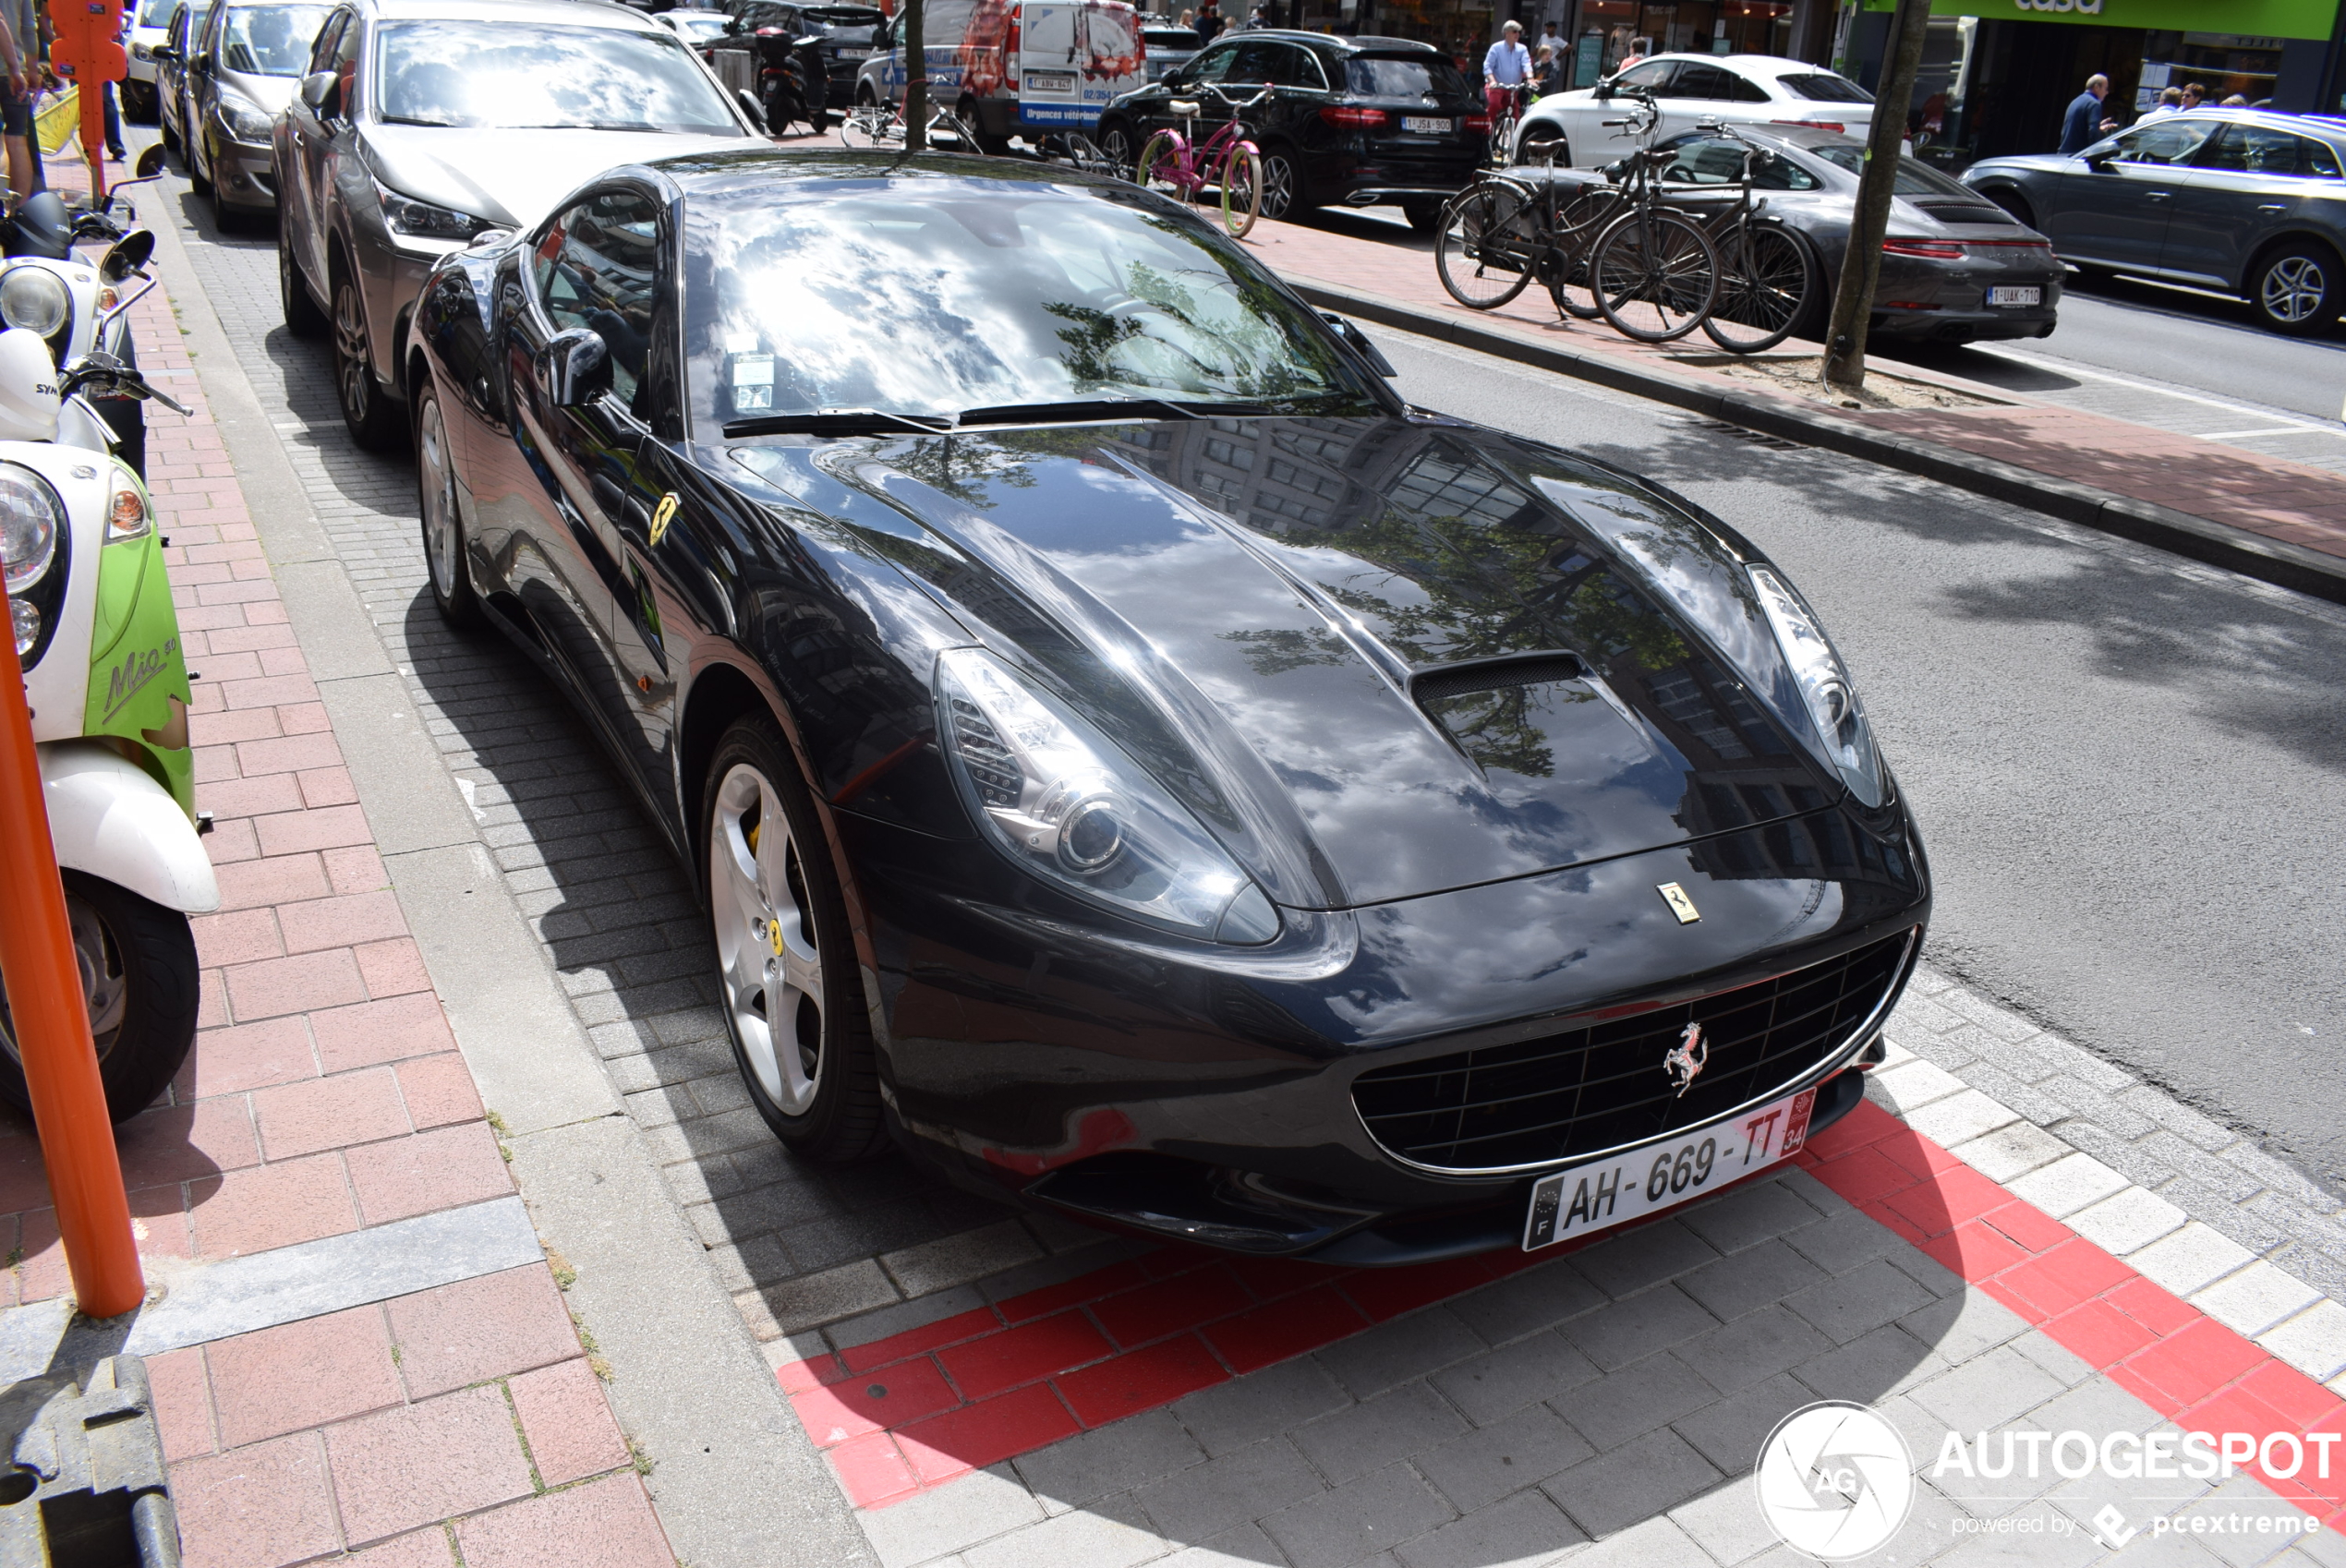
[723,408,953,438]
[954,397,1215,427]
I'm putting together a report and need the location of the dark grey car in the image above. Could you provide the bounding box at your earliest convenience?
[156,0,333,216]
[1962,108,2346,335]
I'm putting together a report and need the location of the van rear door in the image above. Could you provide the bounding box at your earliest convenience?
[1019,3,1082,128]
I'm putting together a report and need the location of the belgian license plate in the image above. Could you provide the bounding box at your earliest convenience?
[1522,1084,1819,1251]
[1403,115,1451,134]
[1027,70,1077,92]
[833,46,869,60]
[1988,285,2041,307]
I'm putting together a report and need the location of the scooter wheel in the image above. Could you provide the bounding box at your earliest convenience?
[0,872,200,1123]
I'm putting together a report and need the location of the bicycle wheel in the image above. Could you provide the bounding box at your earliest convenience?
[1435,182,1534,310]
[1547,187,1621,320]
[1590,210,1717,343]
[1701,224,1815,354]
[1220,144,1263,237]
[1138,131,1189,204]
[839,103,895,148]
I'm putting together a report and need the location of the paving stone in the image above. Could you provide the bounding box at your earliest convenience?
[1014,1410,1206,1510]
[2067,1186,2192,1258]
[1778,1208,1907,1277]
[2191,1260,2324,1341]
[1541,1426,1723,1540]
[1393,1487,1585,1568]
[1258,1462,1456,1568]
[385,1264,578,1397]
[1903,1091,2021,1149]
[1415,1403,1596,1514]
[1670,1305,1835,1398]
[1905,1343,2072,1437]
[1134,1436,1325,1543]
[2008,1327,2097,1390]
[1172,1356,1354,1457]
[1549,1347,1722,1453]
[507,1357,630,1487]
[1789,1322,1945,1405]
[1867,1060,1967,1114]
[1155,1521,1290,1568]
[963,1492,1164,1568]
[1677,1179,1827,1257]
[2006,1153,2131,1220]
[206,1306,405,1448]
[1668,1476,1783,1566]
[325,1385,535,1548]
[1675,1239,1832,1324]
[1428,1330,1602,1427]
[1669,1370,1809,1478]
[1897,1289,2030,1364]
[1444,1260,1607,1347]
[1570,1220,1721,1300]
[858,1465,1046,1568]
[2132,1223,2260,1300]
[1783,1257,1940,1346]
[1289,1381,1469,1487]
[1948,1119,2074,1185]
[169,1431,342,1568]
[1558,1285,1720,1372]
[2256,1299,2346,1383]
[1316,1307,1487,1400]
[1554,1514,1707,1568]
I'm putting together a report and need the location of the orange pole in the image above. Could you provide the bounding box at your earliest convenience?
[0,629,143,1319]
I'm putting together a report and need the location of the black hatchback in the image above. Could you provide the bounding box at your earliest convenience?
[1097,31,1483,230]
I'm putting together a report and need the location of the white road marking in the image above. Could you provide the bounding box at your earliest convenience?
[2198,426,2346,440]
[1971,344,2345,435]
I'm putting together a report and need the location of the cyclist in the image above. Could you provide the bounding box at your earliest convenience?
[1481,20,1531,139]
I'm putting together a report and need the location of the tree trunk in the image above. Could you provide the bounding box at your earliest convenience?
[902,0,927,151]
[1820,0,1930,395]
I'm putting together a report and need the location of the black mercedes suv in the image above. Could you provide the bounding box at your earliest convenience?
[1097,31,1484,230]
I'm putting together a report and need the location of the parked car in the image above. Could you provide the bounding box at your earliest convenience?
[1141,21,1196,82]
[158,0,333,217]
[1098,31,1483,229]
[406,146,1929,1263]
[1513,53,1876,169]
[124,0,185,121]
[703,0,881,110]
[1522,124,2061,345]
[652,7,732,44]
[153,0,198,158]
[854,0,1144,153]
[274,0,762,450]
[1962,107,2346,335]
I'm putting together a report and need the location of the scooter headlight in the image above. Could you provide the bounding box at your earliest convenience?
[0,266,68,338]
[0,464,60,594]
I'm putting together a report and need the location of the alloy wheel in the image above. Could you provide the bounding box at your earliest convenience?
[1258,153,1296,222]
[418,396,459,600]
[708,762,827,1116]
[2262,255,2327,324]
[333,276,372,428]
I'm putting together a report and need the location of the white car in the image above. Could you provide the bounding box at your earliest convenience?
[124,0,185,120]
[1512,53,1876,168]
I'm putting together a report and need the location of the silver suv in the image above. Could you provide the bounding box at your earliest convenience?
[273,0,760,448]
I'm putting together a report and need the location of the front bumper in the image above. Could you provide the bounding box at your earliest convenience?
[844,795,1929,1264]
[210,138,278,211]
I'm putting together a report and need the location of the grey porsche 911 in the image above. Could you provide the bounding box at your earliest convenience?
[405,147,1929,1265]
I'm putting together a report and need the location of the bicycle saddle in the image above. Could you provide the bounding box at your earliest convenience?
[1169,100,1201,115]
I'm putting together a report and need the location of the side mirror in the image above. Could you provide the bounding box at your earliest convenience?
[101,230,154,282]
[134,143,167,178]
[1592,77,1614,102]
[537,327,611,409]
[151,43,180,63]
[300,69,339,114]
[735,86,768,131]
[1319,311,1395,377]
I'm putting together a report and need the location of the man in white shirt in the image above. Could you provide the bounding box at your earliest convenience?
[2140,85,2183,120]
[1482,19,1531,136]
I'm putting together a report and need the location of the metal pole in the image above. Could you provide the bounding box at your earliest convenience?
[0,628,143,1320]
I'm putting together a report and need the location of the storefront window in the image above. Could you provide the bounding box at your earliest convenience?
[2137,30,2281,111]
[1573,0,1788,76]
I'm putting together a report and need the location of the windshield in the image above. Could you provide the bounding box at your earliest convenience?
[669,13,729,38]
[1347,54,1468,99]
[137,0,180,27]
[221,4,329,75]
[375,21,744,131]
[686,176,1374,430]
[1775,71,1871,103]
[1809,142,1975,197]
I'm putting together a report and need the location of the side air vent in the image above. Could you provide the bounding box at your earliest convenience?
[1914,199,2017,225]
[1411,654,1584,705]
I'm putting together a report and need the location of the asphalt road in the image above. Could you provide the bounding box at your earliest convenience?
[1362,319,2346,1196]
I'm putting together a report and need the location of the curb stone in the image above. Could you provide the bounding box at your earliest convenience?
[1286,275,2346,609]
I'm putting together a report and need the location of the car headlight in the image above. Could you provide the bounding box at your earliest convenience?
[375,179,497,242]
[936,646,1280,943]
[0,266,68,337]
[1747,565,1885,808]
[218,94,273,144]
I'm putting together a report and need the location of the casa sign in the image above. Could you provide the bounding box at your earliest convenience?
[1867,0,2336,33]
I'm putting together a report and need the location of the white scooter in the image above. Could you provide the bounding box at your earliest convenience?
[0,222,213,1123]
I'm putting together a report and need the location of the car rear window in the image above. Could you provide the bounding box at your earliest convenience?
[1146,27,1199,47]
[1776,71,1871,104]
[1347,54,1466,100]
[803,6,882,20]
[1808,141,1973,197]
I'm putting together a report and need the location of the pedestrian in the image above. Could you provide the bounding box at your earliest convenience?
[1539,19,1560,56]
[2058,71,2115,155]
[2221,93,2250,106]
[2180,81,2207,110]
[1178,6,1191,24]
[0,0,40,199]
[1192,0,1221,44]
[1481,18,1530,130]
[2139,84,2183,120]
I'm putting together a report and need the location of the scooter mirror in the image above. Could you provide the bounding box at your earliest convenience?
[101,230,154,283]
[134,144,166,179]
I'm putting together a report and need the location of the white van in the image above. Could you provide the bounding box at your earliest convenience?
[853,0,1144,151]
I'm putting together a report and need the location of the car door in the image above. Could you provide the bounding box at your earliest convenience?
[508,187,677,803]
[157,5,189,144]
[1572,56,1673,165]
[1655,59,1739,142]
[2164,121,2341,288]
[2048,115,2217,271]
[279,8,343,271]
[187,0,224,173]
[1155,36,1236,137]
[296,8,358,292]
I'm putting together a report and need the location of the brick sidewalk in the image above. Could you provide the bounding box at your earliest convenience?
[0,208,673,1567]
[1240,213,2346,563]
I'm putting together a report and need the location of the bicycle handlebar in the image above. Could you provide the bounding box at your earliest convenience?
[1198,82,1276,109]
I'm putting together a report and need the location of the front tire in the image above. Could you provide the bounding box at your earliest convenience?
[1138,130,1186,203]
[330,262,403,451]
[417,384,482,629]
[704,718,887,1163]
[1435,182,1533,309]
[1099,121,1136,178]
[1220,144,1262,237]
[280,219,326,338]
[2251,241,2340,335]
[0,873,200,1123]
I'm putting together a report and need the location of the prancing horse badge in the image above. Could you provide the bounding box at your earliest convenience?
[1663,1022,1707,1097]
[1656,882,1700,923]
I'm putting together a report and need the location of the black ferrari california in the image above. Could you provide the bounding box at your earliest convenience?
[405,147,1929,1266]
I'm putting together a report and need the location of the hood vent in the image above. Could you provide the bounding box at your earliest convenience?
[1411,654,1584,706]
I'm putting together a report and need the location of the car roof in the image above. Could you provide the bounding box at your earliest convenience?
[1228,30,1436,54]
[2169,105,2346,145]
[365,0,661,27]
[1626,53,1833,78]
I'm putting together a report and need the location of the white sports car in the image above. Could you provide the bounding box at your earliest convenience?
[1513,52,1877,168]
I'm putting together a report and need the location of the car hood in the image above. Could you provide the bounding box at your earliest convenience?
[742,415,1846,911]
[219,70,297,115]
[361,125,756,228]
[1962,154,2074,178]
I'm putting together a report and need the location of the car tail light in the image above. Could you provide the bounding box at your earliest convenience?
[1771,118,1845,133]
[1882,237,1965,259]
[1008,10,1020,55]
[1321,105,1389,128]
[1464,114,1490,133]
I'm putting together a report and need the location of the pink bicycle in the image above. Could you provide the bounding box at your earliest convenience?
[1135,84,1276,238]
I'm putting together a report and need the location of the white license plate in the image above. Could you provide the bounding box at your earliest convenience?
[1403,116,1451,134]
[833,46,870,58]
[1987,285,2041,307]
[1523,1083,1820,1251]
[1027,70,1077,93]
